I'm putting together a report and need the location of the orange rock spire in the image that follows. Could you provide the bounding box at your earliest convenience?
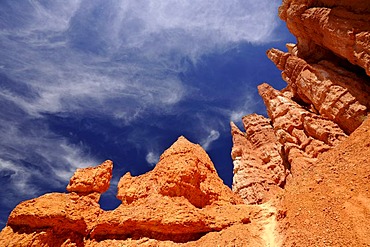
[230,115,285,204]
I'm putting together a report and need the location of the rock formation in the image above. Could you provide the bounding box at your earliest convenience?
[1,0,370,246]
[267,47,370,134]
[231,114,285,204]
[0,137,276,246]
[116,136,243,209]
[278,0,370,76]
[258,82,348,175]
[229,0,370,246]
[277,113,370,246]
[231,0,369,206]
[67,160,113,195]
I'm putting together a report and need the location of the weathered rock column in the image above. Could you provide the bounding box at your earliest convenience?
[231,114,286,204]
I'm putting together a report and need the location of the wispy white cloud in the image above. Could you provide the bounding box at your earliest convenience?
[230,110,247,124]
[108,0,281,55]
[0,159,38,198]
[0,0,281,173]
[145,151,160,167]
[0,0,280,118]
[201,130,221,150]
[0,105,99,190]
[0,122,100,222]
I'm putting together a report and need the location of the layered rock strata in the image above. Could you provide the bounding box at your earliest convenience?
[258,83,348,175]
[231,79,350,202]
[267,47,370,134]
[0,137,271,246]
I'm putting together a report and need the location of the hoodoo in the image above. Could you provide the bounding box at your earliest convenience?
[231,0,370,246]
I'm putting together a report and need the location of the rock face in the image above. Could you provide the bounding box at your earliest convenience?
[269,1,370,245]
[258,82,348,175]
[267,47,370,134]
[278,112,370,246]
[0,137,273,247]
[231,114,286,204]
[231,0,369,205]
[229,0,370,246]
[92,137,249,244]
[279,0,370,76]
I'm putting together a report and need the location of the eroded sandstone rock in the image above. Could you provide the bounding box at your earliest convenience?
[257,83,347,175]
[267,47,370,134]
[117,136,243,208]
[0,138,264,246]
[2,1,370,246]
[231,115,286,204]
[67,160,113,195]
[279,0,370,76]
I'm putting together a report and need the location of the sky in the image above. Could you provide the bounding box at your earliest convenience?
[0,0,295,228]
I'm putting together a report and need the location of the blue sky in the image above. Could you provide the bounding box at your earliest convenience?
[0,0,295,227]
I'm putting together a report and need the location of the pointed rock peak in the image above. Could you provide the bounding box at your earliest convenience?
[155,135,218,178]
[67,160,113,194]
[267,48,290,70]
[175,135,192,145]
[117,136,243,208]
[159,135,204,161]
[258,83,280,102]
[230,122,248,160]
